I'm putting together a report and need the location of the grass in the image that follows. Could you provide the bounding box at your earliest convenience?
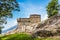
[0,33,60,40]
[34,38,60,40]
[1,33,33,40]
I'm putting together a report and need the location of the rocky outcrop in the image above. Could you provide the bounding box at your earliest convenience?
[33,14,60,37]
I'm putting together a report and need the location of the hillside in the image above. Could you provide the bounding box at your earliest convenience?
[0,33,60,40]
[33,14,60,37]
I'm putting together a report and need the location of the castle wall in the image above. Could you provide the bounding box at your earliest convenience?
[17,14,41,33]
[30,14,41,23]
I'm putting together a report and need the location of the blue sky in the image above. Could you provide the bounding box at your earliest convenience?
[2,0,60,30]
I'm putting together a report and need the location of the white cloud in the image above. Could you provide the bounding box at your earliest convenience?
[19,2,48,20]
[2,19,17,30]
[42,14,48,21]
[28,6,47,21]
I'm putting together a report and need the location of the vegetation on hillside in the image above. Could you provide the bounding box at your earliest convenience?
[1,33,33,40]
[47,0,59,18]
[0,33,60,40]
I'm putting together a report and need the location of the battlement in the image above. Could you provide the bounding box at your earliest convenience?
[30,14,40,18]
[17,18,30,22]
[17,14,41,23]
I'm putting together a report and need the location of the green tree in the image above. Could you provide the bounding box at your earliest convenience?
[0,17,6,34]
[0,0,19,34]
[47,0,59,18]
[0,27,1,34]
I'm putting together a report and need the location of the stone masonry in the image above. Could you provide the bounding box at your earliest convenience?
[17,14,41,33]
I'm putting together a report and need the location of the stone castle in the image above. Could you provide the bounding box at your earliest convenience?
[5,14,41,34]
[17,14,41,33]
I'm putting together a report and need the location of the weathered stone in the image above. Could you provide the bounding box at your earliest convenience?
[33,14,60,37]
[17,14,41,33]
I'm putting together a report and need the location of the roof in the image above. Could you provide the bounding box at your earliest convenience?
[30,14,40,16]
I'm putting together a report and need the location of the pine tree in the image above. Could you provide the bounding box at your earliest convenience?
[47,0,58,18]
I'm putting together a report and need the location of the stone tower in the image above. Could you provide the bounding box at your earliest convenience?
[30,14,41,23]
[17,14,41,33]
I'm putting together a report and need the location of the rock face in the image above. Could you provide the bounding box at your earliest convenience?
[33,14,60,37]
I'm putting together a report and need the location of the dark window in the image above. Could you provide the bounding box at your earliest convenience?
[28,21,30,22]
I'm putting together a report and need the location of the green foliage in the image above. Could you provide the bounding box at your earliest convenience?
[1,33,60,40]
[47,0,59,18]
[32,38,60,40]
[34,38,41,40]
[0,27,1,34]
[0,17,6,34]
[0,0,19,18]
[52,10,58,15]
[0,0,19,34]
[1,33,34,40]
